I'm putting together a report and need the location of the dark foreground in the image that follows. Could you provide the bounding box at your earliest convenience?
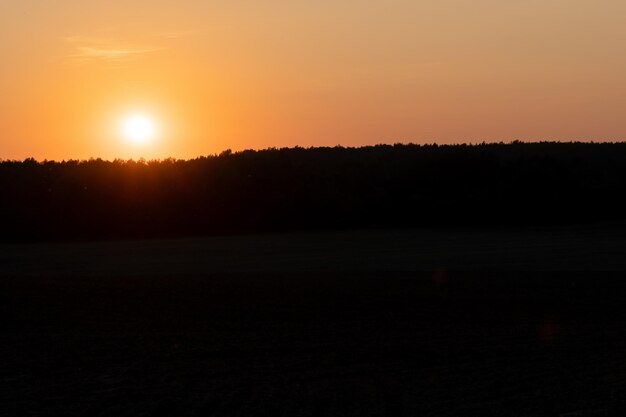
[2,229,626,416]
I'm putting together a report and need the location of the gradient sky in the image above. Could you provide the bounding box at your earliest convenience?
[1,0,626,160]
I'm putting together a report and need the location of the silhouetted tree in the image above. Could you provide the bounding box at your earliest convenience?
[1,142,625,242]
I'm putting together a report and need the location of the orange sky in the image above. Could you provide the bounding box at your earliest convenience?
[1,1,626,160]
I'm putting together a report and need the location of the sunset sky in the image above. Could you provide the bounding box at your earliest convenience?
[1,0,626,160]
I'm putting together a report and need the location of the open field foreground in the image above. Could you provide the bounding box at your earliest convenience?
[2,228,626,416]
[2,226,626,274]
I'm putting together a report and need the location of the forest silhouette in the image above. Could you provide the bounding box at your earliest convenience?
[1,142,625,242]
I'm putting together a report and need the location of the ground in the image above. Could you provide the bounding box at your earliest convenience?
[1,227,626,416]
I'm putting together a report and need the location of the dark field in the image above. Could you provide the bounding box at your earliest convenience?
[2,228,626,416]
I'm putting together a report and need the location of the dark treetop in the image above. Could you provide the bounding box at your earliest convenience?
[1,142,625,242]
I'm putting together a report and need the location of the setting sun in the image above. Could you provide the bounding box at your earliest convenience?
[121,114,157,145]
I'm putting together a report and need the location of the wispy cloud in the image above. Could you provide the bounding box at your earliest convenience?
[71,46,163,60]
[65,35,165,64]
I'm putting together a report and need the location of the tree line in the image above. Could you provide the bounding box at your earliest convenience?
[1,142,626,241]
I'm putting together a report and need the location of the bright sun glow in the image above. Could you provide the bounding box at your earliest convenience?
[122,114,157,144]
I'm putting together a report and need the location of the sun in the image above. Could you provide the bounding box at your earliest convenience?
[121,114,157,144]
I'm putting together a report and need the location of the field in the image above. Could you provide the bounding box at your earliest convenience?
[2,227,626,415]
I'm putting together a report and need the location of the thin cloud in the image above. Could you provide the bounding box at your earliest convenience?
[65,36,165,63]
[71,46,163,60]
